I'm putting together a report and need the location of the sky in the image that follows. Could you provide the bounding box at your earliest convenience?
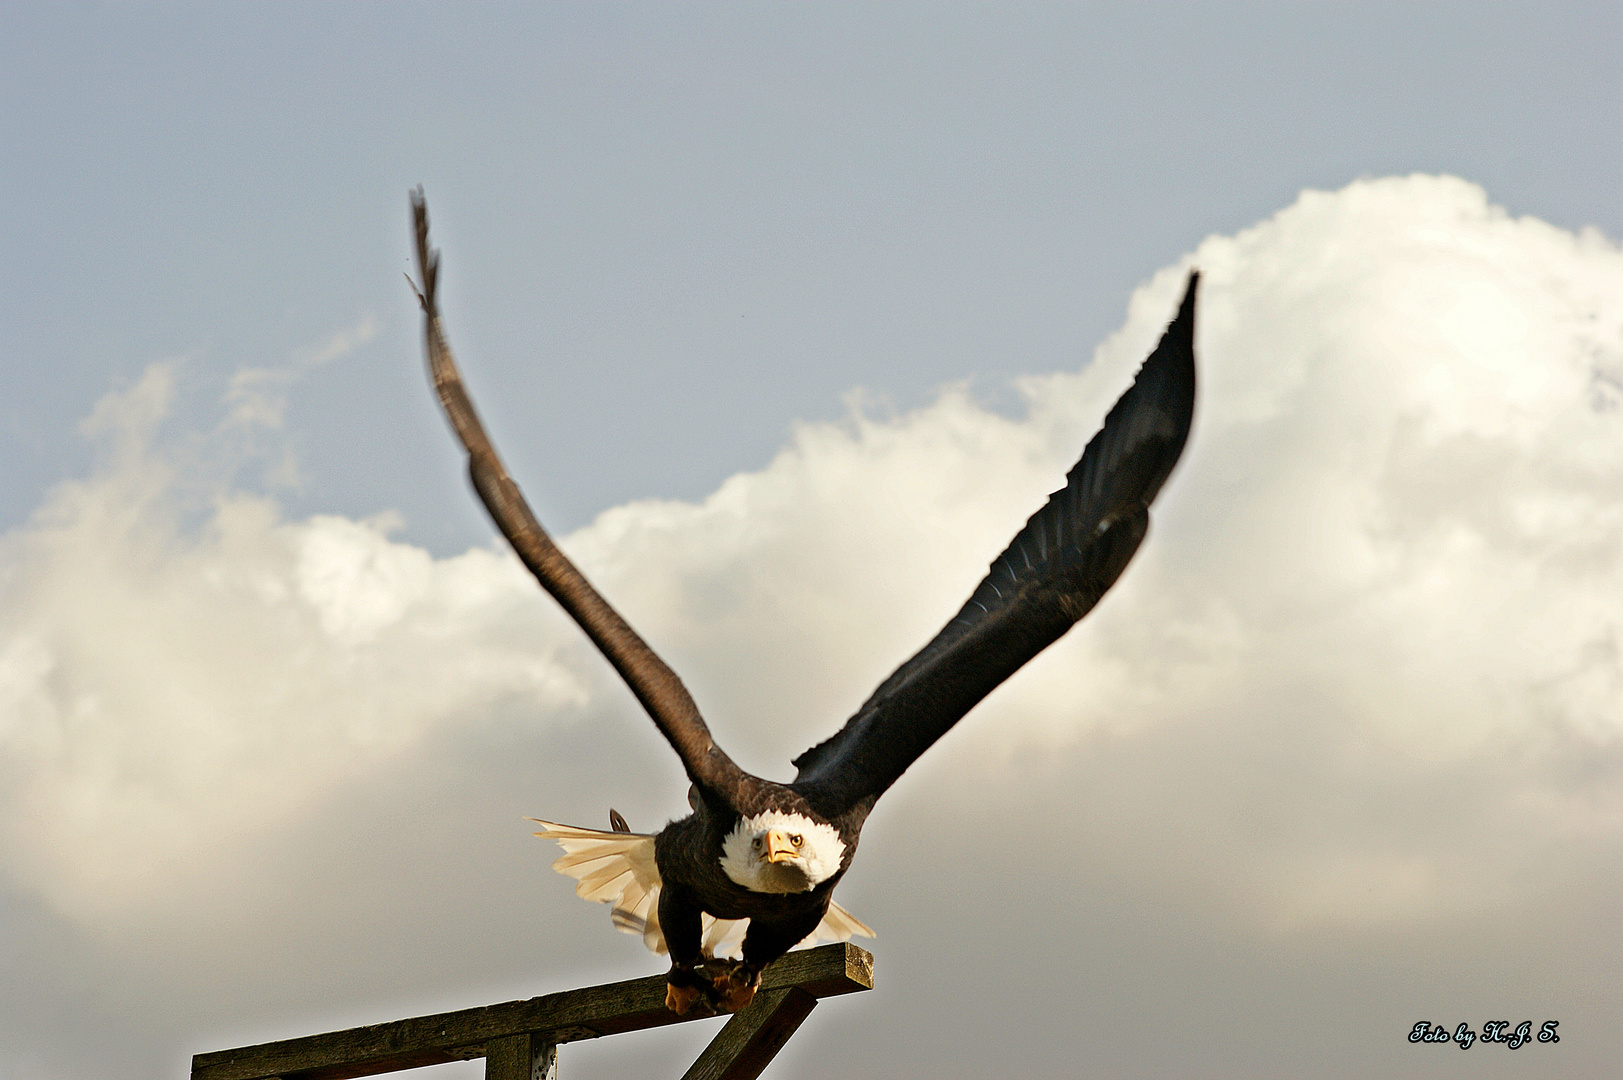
[2,4,1621,1080]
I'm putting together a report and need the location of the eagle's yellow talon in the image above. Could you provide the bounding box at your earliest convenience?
[665,981,703,1015]
[713,965,760,1013]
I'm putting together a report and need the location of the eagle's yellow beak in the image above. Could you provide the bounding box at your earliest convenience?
[763,830,798,863]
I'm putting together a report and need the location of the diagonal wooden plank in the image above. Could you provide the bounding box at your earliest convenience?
[191,943,873,1080]
[679,987,818,1080]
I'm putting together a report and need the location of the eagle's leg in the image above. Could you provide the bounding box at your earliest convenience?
[715,910,825,1013]
[658,884,709,1015]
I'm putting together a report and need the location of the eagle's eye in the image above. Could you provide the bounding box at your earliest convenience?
[752,837,763,850]
[790,834,803,847]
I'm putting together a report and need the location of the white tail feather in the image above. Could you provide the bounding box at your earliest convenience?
[532,818,874,958]
[820,899,876,940]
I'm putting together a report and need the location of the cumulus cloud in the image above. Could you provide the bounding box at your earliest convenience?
[0,360,584,925]
[2,176,1620,1079]
[224,315,379,434]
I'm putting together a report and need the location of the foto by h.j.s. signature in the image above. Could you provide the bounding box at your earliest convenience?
[1409,1020,1558,1049]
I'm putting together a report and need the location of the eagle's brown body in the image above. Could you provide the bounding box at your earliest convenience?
[653,792,852,978]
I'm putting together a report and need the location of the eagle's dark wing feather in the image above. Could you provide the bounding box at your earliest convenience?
[409,190,747,797]
[792,273,1198,817]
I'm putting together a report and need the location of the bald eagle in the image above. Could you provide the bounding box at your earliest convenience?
[409,191,1196,1015]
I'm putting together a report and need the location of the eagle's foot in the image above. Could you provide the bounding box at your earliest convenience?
[709,960,761,1014]
[664,965,708,1016]
[666,958,760,1015]
[664,980,704,1015]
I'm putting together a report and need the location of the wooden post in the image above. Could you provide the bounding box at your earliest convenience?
[484,1033,555,1080]
[191,942,873,1080]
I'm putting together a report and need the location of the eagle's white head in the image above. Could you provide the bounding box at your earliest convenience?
[719,810,845,894]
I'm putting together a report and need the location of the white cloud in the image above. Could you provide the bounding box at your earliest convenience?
[0,363,585,925]
[2,175,1620,1078]
[224,315,378,433]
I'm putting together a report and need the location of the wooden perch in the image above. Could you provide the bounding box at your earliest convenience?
[191,942,874,1080]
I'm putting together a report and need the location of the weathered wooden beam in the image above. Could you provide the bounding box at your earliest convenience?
[191,943,873,1080]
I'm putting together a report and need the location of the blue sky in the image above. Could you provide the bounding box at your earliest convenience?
[5,3,1617,551]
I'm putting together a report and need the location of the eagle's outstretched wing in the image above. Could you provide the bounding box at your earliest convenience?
[791,273,1198,817]
[410,191,747,797]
